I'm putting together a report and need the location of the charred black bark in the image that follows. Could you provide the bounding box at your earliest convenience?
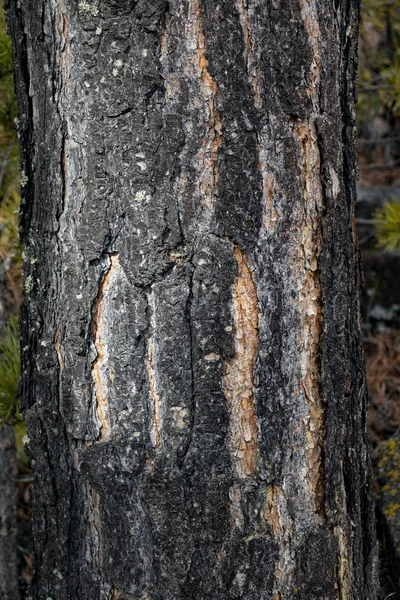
[7,0,379,598]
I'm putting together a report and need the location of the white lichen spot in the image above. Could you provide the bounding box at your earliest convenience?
[328,164,340,198]
[30,257,37,264]
[142,49,148,57]
[114,59,123,68]
[23,346,29,352]
[22,435,30,446]
[24,275,33,294]
[135,190,151,203]
[95,27,102,35]
[135,152,146,159]
[53,569,64,580]
[171,407,189,430]
[78,1,99,16]
[40,340,50,347]
[112,68,119,77]
[137,161,147,171]
[20,171,28,188]
[84,81,91,88]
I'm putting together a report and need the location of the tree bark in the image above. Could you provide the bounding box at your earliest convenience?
[7,0,379,598]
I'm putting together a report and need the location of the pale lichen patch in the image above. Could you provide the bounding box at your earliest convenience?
[223,247,259,479]
[78,1,99,16]
[171,406,189,430]
[92,254,120,442]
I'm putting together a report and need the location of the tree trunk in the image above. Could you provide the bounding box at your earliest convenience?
[7,0,379,598]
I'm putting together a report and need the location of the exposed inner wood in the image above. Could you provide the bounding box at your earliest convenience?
[189,0,222,225]
[295,0,326,519]
[234,0,262,107]
[54,326,64,371]
[263,484,295,597]
[92,254,120,442]
[223,246,260,479]
[145,290,162,449]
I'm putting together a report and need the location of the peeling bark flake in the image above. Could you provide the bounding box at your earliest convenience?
[223,247,259,479]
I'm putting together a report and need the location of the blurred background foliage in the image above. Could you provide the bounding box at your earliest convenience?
[0,6,23,446]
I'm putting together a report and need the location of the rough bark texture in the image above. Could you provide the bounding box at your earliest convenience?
[7,0,379,598]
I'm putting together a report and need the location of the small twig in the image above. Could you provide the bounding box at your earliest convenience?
[355,218,378,225]
[360,159,400,169]
[359,85,395,92]
[14,475,33,483]
[17,544,31,557]
[359,136,400,145]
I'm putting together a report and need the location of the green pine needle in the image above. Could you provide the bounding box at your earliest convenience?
[0,315,20,423]
[373,199,400,252]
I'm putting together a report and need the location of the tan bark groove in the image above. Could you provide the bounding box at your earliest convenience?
[92,254,120,442]
[263,484,295,596]
[191,0,222,226]
[160,0,222,231]
[223,247,260,479]
[234,0,262,107]
[294,0,325,519]
[145,290,162,449]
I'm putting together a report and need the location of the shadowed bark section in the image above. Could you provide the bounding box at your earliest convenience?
[7,0,379,598]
